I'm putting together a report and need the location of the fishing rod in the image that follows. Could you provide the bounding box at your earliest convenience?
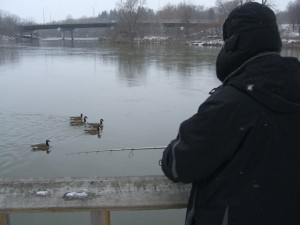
[66,146,167,156]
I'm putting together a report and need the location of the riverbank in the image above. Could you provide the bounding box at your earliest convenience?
[1,34,300,48]
[136,35,300,48]
[282,38,300,48]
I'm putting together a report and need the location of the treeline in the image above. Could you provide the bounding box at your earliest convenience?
[1,0,300,39]
[97,4,215,23]
[277,0,300,33]
[0,10,20,37]
[97,0,299,26]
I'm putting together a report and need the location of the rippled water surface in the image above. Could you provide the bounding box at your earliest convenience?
[0,40,220,225]
[1,40,298,225]
[0,41,220,179]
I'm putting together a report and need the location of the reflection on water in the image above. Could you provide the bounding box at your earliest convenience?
[0,40,299,225]
[0,44,21,66]
[283,47,300,59]
[0,40,221,225]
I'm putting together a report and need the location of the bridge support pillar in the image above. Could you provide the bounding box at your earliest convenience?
[60,28,74,41]
[70,30,74,41]
[61,31,65,40]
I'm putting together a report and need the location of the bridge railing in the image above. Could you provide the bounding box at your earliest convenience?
[21,21,220,31]
[0,175,190,225]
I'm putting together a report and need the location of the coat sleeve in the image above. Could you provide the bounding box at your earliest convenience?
[161,87,251,183]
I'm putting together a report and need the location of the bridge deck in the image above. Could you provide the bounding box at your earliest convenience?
[21,21,218,31]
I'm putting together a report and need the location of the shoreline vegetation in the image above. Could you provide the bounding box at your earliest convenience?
[1,0,299,48]
[1,20,300,48]
[1,34,299,48]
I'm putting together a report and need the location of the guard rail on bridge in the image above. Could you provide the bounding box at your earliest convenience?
[21,21,215,31]
[21,21,209,41]
[0,175,190,225]
[20,21,219,41]
[21,22,119,31]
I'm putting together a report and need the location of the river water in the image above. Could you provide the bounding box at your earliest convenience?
[0,39,299,225]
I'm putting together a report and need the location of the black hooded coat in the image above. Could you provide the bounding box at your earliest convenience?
[162,53,300,225]
[161,3,300,225]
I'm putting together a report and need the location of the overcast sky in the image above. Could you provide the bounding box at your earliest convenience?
[1,0,289,23]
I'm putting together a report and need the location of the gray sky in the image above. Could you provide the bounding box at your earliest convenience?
[1,0,289,23]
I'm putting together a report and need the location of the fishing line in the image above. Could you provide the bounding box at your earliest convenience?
[66,146,167,156]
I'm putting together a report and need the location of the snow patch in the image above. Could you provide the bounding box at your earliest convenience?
[36,191,49,196]
[65,191,88,198]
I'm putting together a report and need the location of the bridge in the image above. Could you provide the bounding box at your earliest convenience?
[20,21,218,40]
[22,22,119,31]
[21,22,118,40]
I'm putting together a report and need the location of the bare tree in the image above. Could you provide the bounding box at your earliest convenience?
[157,3,177,21]
[177,2,196,37]
[0,10,21,37]
[215,0,239,21]
[178,2,195,23]
[215,0,273,22]
[287,0,300,34]
[116,0,146,44]
[238,0,252,5]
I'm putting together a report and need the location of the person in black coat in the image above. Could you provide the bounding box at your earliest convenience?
[161,2,300,225]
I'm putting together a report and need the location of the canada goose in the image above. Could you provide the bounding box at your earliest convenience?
[31,140,50,150]
[84,125,101,134]
[87,119,104,130]
[70,116,87,125]
[70,113,83,121]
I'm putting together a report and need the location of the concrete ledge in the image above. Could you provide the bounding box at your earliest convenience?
[0,175,190,213]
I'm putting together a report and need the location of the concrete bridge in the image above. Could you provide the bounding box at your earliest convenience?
[21,22,119,40]
[21,21,218,40]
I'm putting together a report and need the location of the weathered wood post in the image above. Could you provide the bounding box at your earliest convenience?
[91,210,110,225]
[0,213,9,225]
